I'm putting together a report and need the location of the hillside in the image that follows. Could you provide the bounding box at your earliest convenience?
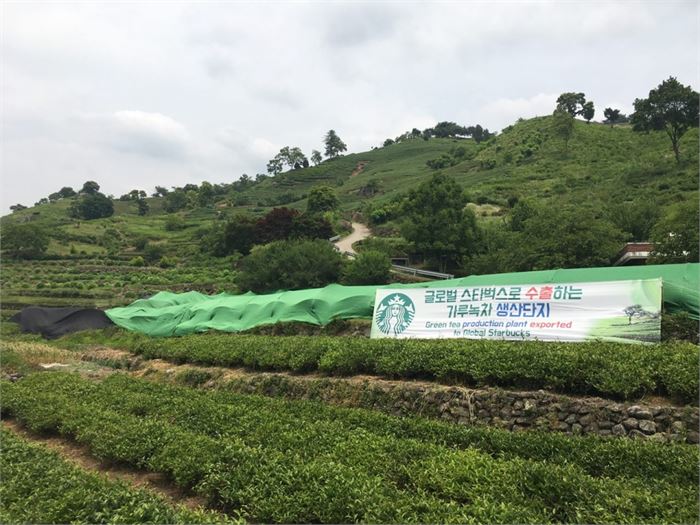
[1,116,698,315]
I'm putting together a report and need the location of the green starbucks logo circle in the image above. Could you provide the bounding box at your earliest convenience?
[375,293,416,336]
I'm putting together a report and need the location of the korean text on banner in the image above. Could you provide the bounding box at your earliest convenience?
[370,279,662,343]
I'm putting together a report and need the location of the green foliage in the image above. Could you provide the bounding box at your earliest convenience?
[603,107,622,127]
[201,214,258,256]
[306,185,339,214]
[342,250,391,285]
[68,193,114,220]
[631,76,699,162]
[159,256,177,268]
[80,180,100,195]
[164,190,188,213]
[164,214,187,231]
[401,173,478,271]
[323,129,347,158]
[1,223,49,259]
[551,109,575,152]
[0,428,222,524]
[649,200,699,263]
[136,198,149,216]
[238,239,344,293]
[4,373,697,524]
[129,256,145,267]
[606,199,660,241]
[143,243,165,264]
[88,333,700,402]
[556,92,587,116]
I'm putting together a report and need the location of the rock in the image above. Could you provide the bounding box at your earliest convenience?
[648,433,666,442]
[571,423,583,435]
[612,424,626,436]
[579,413,595,426]
[565,413,577,424]
[598,420,613,429]
[627,406,652,420]
[577,405,591,414]
[671,420,686,433]
[687,431,699,444]
[598,429,611,436]
[628,429,647,439]
[39,363,70,369]
[622,418,639,430]
[556,422,569,432]
[513,400,524,410]
[638,420,656,435]
[515,417,530,425]
[524,399,536,412]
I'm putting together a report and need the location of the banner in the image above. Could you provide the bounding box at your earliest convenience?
[370,279,662,343]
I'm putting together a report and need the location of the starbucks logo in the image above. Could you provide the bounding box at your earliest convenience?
[375,293,415,336]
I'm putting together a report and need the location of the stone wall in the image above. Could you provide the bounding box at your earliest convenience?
[214,371,699,444]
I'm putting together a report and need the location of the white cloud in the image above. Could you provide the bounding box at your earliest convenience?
[1,1,698,210]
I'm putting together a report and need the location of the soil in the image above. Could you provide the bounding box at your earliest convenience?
[2,419,208,511]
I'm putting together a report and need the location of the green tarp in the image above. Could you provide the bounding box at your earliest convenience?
[106,263,699,337]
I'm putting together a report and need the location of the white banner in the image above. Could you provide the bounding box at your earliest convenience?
[370,279,662,343]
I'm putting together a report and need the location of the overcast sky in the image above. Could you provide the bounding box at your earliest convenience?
[1,1,698,210]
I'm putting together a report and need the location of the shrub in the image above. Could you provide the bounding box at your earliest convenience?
[165,215,187,231]
[342,250,391,285]
[129,256,145,267]
[237,239,344,293]
[143,243,165,264]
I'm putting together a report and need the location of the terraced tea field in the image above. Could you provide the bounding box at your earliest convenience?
[1,331,698,524]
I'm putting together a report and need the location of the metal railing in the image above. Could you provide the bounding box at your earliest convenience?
[390,264,454,280]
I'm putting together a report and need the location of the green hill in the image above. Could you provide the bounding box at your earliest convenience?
[1,115,697,315]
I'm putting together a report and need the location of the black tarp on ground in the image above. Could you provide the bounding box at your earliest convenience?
[9,307,115,339]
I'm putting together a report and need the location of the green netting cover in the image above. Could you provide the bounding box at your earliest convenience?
[106,263,699,336]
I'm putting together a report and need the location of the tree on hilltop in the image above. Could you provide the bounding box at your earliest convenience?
[631,76,699,163]
[556,92,587,117]
[324,130,347,158]
[581,101,595,123]
[311,150,323,166]
[551,109,575,152]
[306,185,338,214]
[80,181,100,195]
[603,108,622,127]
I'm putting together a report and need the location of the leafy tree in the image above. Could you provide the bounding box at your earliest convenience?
[509,200,537,232]
[9,204,27,213]
[432,121,467,138]
[164,214,186,231]
[1,223,49,259]
[153,186,169,197]
[58,187,76,198]
[556,92,587,116]
[198,181,215,207]
[164,190,188,213]
[69,193,114,220]
[624,304,647,325]
[649,200,699,263]
[80,180,100,195]
[238,239,344,293]
[267,157,284,176]
[307,185,338,214]
[551,109,575,152]
[48,192,62,202]
[383,138,394,147]
[324,130,347,158]
[631,76,699,163]
[606,200,659,242]
[255,207,300,243]
[137,199,149,216]
[603,108,622,127]
[401,172,478,272]
[466,124,492,143]
[291,213,334,240]
[342,250,391,285]
[311,150,323,166]
[143,243,165,264]
[411,128,422,138]
[35,198,49,205]
[511,206,625,270]
[581,101,595,123]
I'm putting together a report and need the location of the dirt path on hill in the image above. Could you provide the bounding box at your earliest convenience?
[350,161,368,177]
[2,419,208,511]
[334,222,370,255]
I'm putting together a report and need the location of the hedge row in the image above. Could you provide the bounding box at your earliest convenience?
[112,334,700,401]
[0,428,225,524]
[3,373,698,524]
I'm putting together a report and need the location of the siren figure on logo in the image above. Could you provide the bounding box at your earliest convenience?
[375,293,415,336]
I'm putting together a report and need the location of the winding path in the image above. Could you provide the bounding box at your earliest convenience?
[334,222,370,255]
